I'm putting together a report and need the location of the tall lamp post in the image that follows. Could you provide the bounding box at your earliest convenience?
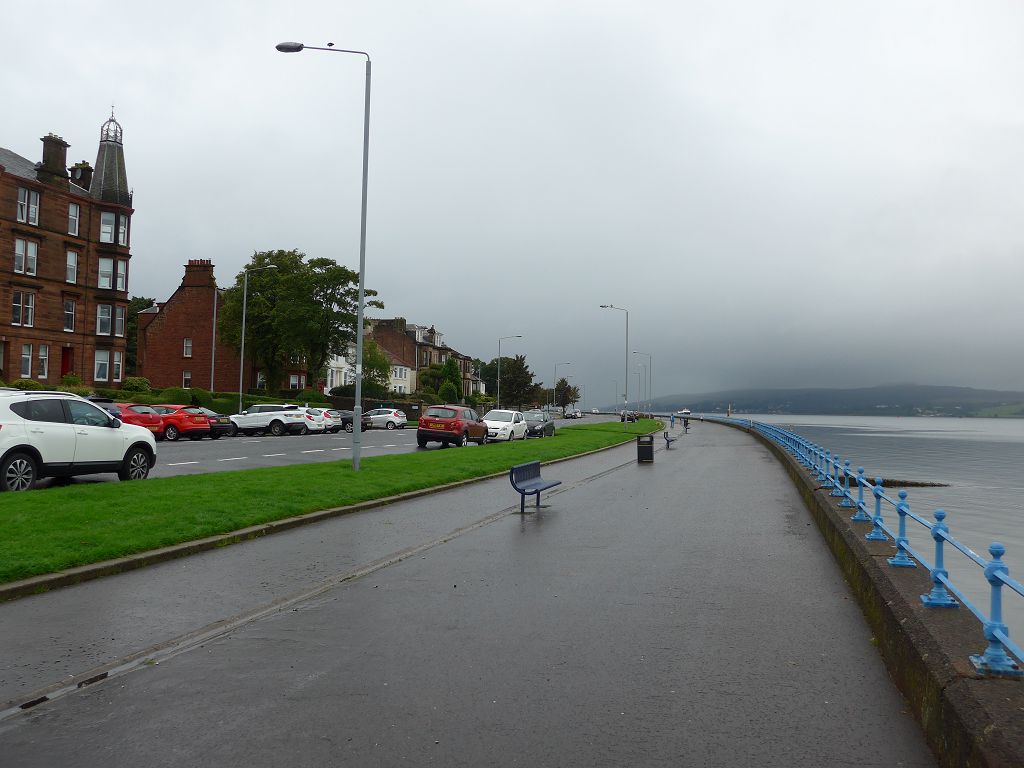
[635,363,647,415]
[600,304,629,421]
[276,40,372,470]
[496,334,521,409]
[238,263,278,415]
[633,350,652,414]
[552,361,571,412]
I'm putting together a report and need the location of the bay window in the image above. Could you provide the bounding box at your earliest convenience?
[12,292,35,327]
[17,188,39,225]
[14,239,38,276]
[20,344,32,378]
[98,257,113,289]
[96,304,112,335]
[100,212,115,243]
[94,350,109,382]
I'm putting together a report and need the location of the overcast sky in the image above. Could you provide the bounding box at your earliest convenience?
[5,1,1024,404]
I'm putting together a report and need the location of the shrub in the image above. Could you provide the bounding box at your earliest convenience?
[212,397,238,415]
[61,373,83,387]
[121,376,152,392]
[58,385,93,397]
[10,378,46,391]
[189,388,213,408]
[438,381,460,403]
[93,387,119,399]
[159,386,192,405]
[293,388,321,403]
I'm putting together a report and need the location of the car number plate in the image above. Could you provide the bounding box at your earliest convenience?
[429,422,445,429]
[149,426,159,431]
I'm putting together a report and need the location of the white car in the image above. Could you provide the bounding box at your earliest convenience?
[482,409,528,441]
[300,408,328,434]
[230,404,307,436]
[0,389,157,491]
[365,408,407,430]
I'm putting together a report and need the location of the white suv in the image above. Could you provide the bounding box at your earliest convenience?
[0,389,157,491]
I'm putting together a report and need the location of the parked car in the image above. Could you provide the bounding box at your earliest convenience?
[299,408,328,434]
[89,400,164,438]
[366,407,407,430]
[591,408,600,414]
[334,409,372,433]
[151,404,211,441]
[229,404,307,436]
[620,410,638,423]
[417,405,487,447]
[523,410,555,437]
[195,407,232,439]
[482,409,528,441]
[0,390,156,491]
[564,408,583,419]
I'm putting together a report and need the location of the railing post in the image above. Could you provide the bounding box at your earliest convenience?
[970,543,1023,677]
[839,460,855,507]
[866,477,888,541]
[830,455,845,497]
[851,467,871,522]
[887,490,916,567]
[816,447,827,481]
[822,450,832,485]
[920,509,958,607]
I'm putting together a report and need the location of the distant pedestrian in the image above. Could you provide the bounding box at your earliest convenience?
[670,414,675,428]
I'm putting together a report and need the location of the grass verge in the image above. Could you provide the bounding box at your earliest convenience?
[0,420,659,584]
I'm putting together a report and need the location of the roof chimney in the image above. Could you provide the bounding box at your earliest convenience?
[37,133,70,188]
[182,259,217,288]
[70,161,93,191]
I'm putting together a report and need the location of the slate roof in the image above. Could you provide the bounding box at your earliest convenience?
[0,146,37,180]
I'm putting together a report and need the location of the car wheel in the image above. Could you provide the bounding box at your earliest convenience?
[417,436,428,448]
[165,425,180,441]
[228,423,239,437]
[1,452,37,492]
[270,421,285,437]
[386,421,396,430]
[345,422,354,433]
[479,433,488,445]
[521,429,527,441]
[298,425,309,435]
[118,447,151,481]
[507,431,514,441]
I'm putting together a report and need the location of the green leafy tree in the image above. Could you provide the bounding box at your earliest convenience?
[353,340,392,391]
[416,363,446,394]
[438,380,460,403]
[126,296,155,375]
[555,378,580,410]
[442,357,462,399]
[500,354,536,408]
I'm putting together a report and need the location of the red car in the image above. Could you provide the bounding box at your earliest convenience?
[151,404,211,441]
[416,404,488,448]
[109,402,164,437]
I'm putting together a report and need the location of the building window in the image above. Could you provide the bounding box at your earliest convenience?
[183,338,193,357]
[118,214,129,246]
[116,260,127,291]
[96,304,112,335]
[98,257,113,289]
[12,292,35,327]
[182,370,192,388]
[63,300,76,331]
[289,374,300,390]
[256,371,267,389]
[94,350,109,382]
[66,251,78,283]
[68,203,80,236]
[115,306,126,337]
[14,239,38,276]
[21,344,32,378]
[38,345,49,380]
[113,351,123,382]
[17,188,40,225]
[100,212,115,243]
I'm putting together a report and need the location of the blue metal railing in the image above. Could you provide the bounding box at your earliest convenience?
[707,416,1023,678]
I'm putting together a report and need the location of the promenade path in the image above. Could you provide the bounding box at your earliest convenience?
[0,422,936,766]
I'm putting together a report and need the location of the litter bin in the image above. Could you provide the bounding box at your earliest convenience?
[636,434,654,463]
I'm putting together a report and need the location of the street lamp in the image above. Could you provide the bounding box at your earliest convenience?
[552,361,571,412]
[496,334,521,409]
[238,263,278,414]
[635,362,647,415]
[276,40,372,471]
[633,350,652,413]
[600,304,629,419]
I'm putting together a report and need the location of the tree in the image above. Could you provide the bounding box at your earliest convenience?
[555,378,581,411]
[499,354,536,408]
[126,296,155,375]
[442,357,462,399]
[353,340,391,391]
[438,381,460,403]
[416,363,446,394]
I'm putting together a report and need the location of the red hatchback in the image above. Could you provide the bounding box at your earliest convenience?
[151,404,211,441]
[111,403,165,438]
[417,405,488,448]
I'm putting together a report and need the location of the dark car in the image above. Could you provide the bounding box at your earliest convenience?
[195,407,233,439]
[417,405,487,448]
[523,410,555,437]
[334,409,372,434]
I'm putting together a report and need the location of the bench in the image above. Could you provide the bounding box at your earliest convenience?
[663,431,678,448]
[509,461,562,514]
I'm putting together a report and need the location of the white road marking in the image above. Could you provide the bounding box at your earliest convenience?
[167,461,199,466]
[218,457,247,462]
[333,447,352,451]
[382,444,398,448]
[301,449,325,454]
[262,453,287,457]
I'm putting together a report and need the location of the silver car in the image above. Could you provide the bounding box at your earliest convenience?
[365,408,407,430]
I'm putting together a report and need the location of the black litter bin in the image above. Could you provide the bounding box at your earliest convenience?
[636,434,654,463]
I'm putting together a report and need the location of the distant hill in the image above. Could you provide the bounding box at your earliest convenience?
[637,385,1024,417]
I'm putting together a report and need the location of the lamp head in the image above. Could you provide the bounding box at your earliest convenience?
[276,42,305,53]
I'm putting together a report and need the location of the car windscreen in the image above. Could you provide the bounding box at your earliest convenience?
[483,411,512,422]
[424,407,457,418]
[128,405,159,414]
[524,413,544,422]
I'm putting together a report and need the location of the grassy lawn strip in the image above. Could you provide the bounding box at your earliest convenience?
[0,420,659,584]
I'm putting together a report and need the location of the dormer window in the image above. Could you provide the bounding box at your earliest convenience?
[17,188,39,225]
[100,212,115,243]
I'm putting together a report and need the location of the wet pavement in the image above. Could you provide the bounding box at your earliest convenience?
[0,422,935,766]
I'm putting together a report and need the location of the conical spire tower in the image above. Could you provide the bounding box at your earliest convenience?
[91,109,131,206]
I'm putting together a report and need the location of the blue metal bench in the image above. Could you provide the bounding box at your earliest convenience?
[509,461,561,513]
[663,431,678,448]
